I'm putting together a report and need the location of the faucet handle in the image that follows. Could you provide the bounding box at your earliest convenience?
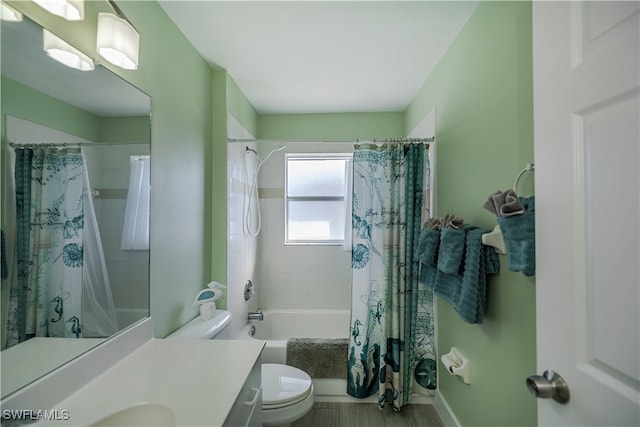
[244,280,255,301]
[247,311,263,321]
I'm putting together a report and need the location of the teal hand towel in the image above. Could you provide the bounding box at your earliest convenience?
[497,196,535,276]
[458,229,500,323]
[437,228,466,275]
[418,228,441,268]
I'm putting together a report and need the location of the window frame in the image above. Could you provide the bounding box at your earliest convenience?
[284,152,353,245]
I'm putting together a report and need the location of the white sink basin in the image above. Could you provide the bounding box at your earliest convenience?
[90,403,175,426]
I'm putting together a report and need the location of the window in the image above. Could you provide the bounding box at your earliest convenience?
[285,153,352,245]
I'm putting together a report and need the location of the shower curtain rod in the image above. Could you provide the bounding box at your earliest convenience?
[228,137,434,144]
[9,141,147,148]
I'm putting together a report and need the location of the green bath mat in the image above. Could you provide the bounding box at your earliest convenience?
[286,338,349,379]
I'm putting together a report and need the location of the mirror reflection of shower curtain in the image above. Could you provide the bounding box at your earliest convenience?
[81,151,118,338]
[121,155,150,250]
[4,147,118,349]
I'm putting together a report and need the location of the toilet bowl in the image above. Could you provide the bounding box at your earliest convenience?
[167,310,315,426]
[262,363,315,427]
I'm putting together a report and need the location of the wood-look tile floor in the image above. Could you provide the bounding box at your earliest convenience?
[291,402,445,427]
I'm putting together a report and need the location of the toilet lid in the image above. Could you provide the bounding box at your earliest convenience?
[262,364,313,408]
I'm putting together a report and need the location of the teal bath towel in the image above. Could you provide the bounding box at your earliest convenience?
[497,196,535,276]
[418,226,500,324]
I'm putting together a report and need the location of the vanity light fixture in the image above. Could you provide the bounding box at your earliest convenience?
[0,1,22,21]
[43,29,94,71]
[96,2,139,71]
[33,0,84,21]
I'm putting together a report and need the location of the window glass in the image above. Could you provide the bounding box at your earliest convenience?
[287,158,346,197]
[287,200,345,241]
[285,153,352,244]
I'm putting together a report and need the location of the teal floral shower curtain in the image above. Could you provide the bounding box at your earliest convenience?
[347,143,436,410]
[6,148,85,347]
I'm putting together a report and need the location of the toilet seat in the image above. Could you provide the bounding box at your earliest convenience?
[262,364,313,410]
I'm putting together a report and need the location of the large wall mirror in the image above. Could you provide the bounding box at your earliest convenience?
[1,10,151,399]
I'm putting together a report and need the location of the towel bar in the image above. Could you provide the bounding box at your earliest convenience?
[482,225,507,254]
[513,163,535,192]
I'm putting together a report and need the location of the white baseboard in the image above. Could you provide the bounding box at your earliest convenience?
[433,391,461,427]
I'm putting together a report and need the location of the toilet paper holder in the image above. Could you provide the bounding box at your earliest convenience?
[441,347,471,384]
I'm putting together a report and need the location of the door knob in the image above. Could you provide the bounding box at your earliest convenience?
[526,370,570,404]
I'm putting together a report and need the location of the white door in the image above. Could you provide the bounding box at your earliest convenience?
[532,1,639,426]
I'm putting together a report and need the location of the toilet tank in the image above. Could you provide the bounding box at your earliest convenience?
[166,310,232,339]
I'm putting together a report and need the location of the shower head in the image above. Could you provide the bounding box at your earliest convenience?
[245,144,287,237]
[245,145,287,162]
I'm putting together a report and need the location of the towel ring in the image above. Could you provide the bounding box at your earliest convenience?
[513,163,535,192]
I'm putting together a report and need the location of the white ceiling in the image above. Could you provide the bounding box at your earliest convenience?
[159,1,478,114]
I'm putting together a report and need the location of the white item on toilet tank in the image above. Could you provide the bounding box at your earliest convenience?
[193,289,217,320]
[166,310,232,339]
[192,282,227,321]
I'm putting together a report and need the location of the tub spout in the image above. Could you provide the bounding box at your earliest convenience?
[248,311,263,321]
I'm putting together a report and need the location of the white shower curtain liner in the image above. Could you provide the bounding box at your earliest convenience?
[121,155,150,250]
[81,154,118,337]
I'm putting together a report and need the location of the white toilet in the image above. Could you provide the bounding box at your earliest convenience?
[167,310,314,426]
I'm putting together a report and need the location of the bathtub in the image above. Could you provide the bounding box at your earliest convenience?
[237,309,365,401]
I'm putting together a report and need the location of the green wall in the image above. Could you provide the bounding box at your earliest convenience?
[258,112,404,140]
[1,78,149,145]
[1,76,101,142]
[226,75,259,138]
[100,116,151,144]
[114,1,214,338]
[405,2,536,426]
[5,1,215,338]
[211,70,228,309]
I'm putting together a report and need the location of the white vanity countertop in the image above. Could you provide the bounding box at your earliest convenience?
[34,338,265,426]
[1,337,105,398]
